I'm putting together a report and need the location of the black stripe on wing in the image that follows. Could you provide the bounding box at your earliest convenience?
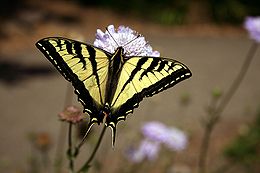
[87,45,104,104]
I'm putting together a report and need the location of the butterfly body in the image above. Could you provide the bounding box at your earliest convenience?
[105,47,125,105]
[36,37,192,145]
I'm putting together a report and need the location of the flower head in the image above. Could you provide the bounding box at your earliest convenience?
[94,25,160,57]
[163,127,188,151]
[29,132,52,151]
[142,121,169,143]
[126,139,160,163]
[58,105,84,124]
[142,121,188,151]
[126,121,188,163]
[244,16,260,43]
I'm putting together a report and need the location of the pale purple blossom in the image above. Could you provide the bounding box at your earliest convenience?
[126,139,160,163]
[163,127,188,151]
[94,25,160,57]
[126,121,188,163]
[142,121,169,143]
[142,121,187,151]
[244,16,260,43]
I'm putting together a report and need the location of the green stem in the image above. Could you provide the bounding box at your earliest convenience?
[198,94,219,173]
[77,125,107,173]
[197,42,258,173]
[68,122,74,172]
[40,150,50,173]
[198,119,214,173]
[216,42,258,116]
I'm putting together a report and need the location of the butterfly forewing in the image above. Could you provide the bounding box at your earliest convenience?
[36,37,110,115]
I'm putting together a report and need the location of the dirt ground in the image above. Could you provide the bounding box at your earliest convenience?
[0,1,260,173]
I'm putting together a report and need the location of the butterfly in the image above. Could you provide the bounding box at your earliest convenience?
[36,37,192,145]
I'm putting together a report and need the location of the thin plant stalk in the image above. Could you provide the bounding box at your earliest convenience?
[68,122,74,172]
[40,150,51,173]
[198,93,220,173]
[54,83,74,173]
[77,125,107,173]
[198,42,258,173]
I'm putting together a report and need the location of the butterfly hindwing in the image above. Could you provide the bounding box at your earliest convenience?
[106,56,191,127]
[36,37,111,123]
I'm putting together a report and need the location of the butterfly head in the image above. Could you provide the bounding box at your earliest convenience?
[103,103,111,116]
[116,46,124,54]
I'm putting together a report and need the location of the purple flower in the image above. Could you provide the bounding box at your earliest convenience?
[163,127,188,151]
[142,121,188,151]
[94,25,160,57]
[126,121,188,163]
[142,121,169,143]
[244,16,260,43]
[126,139,160,163]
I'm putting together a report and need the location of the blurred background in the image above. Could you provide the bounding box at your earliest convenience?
[0,0,260,173]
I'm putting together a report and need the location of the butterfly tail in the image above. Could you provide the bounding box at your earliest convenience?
[108,124,117,148]
[78,119,97,148]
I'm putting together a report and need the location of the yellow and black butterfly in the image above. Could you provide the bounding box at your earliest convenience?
[36,37,192,145]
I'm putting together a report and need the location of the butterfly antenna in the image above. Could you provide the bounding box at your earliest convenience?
[106,27,119,47]
[122,34,141,48]
[122,34,141,56]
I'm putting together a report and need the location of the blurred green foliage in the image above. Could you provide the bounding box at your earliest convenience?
[78,0,260,24]
[209,0,260,24]
[79,0,189,25]
[224,109,260,172]
[0,0,259,24]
